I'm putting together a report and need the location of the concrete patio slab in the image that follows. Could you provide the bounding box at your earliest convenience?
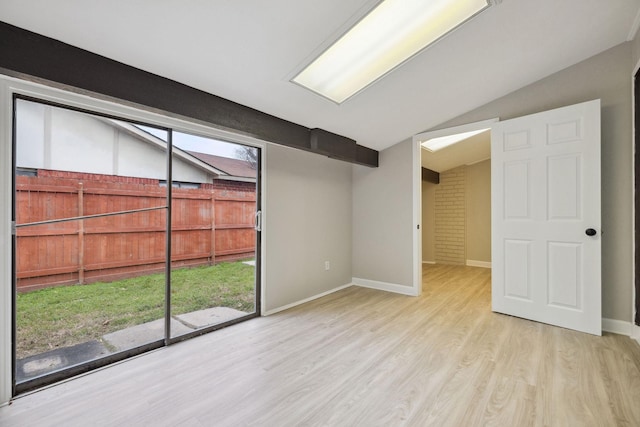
[175,307,248,329]
[102,318,192,351]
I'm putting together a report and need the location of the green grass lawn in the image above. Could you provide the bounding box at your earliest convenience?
[17,262,255,359]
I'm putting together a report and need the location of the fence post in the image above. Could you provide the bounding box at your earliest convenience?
[210,190,216,266]
[78,182,85,284]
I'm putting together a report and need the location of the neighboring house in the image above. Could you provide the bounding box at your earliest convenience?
[15,100,256,188]
[187,151,256,181]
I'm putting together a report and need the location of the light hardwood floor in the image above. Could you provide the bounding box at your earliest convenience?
[1,264,639,426]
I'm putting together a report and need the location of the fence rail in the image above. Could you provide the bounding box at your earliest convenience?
[15,174,256,292]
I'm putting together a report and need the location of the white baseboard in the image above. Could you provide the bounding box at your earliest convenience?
[422,261,436,265]
[602,318,633,336]
[352,277,419,296]
[262,283,353,316]
[466,260,492,268]
[632,325,640,345]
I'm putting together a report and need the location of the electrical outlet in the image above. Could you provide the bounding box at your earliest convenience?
[324,261,330,271]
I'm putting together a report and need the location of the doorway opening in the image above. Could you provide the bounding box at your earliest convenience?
[11,95,263,394]
[415,101,602,335]
[414,119,496,286]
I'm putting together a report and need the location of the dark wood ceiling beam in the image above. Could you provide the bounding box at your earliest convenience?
[422,167,440,184]
[0,21,378,167]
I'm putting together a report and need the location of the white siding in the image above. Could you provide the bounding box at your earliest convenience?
[16,101,211,184]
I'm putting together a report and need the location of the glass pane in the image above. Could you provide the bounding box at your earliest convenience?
[169,131,258,338]
[14,99,168,382]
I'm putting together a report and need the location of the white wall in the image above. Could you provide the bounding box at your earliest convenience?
[465,160,491,264]
[352,139,416,292]
[632,31,640,66]
[263,144,353,312]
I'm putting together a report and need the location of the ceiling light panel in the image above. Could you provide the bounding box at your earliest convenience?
[292,0,490,104]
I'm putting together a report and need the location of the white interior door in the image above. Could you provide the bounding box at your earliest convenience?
[491,100,601,335]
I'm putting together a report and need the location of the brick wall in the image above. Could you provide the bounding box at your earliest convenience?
[40,169,256,192]
[434,166,466,265]
[39,169,159,185]
[203,180,255,192]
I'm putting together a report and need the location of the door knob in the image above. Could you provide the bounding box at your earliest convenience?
[585,228,597,236]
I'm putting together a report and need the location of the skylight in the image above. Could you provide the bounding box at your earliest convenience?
[421,128,490,152]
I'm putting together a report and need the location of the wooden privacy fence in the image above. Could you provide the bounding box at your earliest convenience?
[15,172,256,292]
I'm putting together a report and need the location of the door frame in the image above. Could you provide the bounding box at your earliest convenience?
[0,75,268,403]
[633,59,640,343]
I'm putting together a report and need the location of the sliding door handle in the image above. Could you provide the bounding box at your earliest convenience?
[255,211,262,232]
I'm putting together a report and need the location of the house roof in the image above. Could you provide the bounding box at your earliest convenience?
[187,151,256,179]
[108,119,256,181]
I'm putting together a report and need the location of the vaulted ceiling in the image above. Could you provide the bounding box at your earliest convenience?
[1,0,639,152]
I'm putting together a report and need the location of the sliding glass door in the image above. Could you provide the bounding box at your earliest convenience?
[169,131,259,339]
[12,97,261,393]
